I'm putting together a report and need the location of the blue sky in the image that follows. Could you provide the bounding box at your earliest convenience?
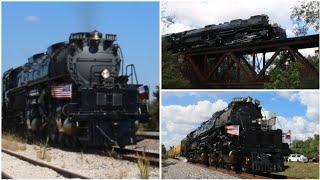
[162,91,319,148]
[2,2,159,92]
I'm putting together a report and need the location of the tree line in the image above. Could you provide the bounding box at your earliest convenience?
[291,134,319,158]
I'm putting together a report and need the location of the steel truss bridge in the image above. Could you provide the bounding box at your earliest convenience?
[182,35,319,88]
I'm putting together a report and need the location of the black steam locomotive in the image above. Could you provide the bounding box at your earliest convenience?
[2,31,149,148]
[165,15,286,53]
[181,97,291,173]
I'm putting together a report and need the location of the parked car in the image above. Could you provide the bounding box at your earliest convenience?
[309,154,319,163]
[288,154,308,163]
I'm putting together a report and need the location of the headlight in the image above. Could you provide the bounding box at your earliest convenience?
[101,69,110,79]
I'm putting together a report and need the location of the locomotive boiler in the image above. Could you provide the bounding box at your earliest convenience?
[181,97,291,173]
[2,31,149,148]
[165,15,287,53]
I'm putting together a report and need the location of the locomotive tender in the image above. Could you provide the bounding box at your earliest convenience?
[181,97,291,173]
[3,31,149,148]
[165,15,287,53]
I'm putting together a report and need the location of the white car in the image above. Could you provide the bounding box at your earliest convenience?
[288,154,308,163]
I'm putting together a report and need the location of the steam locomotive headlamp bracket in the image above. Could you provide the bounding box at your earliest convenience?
[101,68,110,79]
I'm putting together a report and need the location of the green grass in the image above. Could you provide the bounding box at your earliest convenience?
[274,162,319,179]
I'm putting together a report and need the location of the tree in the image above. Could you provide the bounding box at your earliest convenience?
[161,2,176,33]
[162,144,168,160]
[162,39,191,88]
[148,86,159,130]
[291,134,319,158]
[265,52,300,89]
[291,1,319,36]
[265,51,319,89]
[298,54,319,88]
[138,86,159,131]
[161,3,194,89]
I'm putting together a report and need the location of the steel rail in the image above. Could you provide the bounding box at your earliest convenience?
[80,146,160,167]
[189,161,295,179]
[112,146,160,166]
[119,147,159,159]
[2,171,13,179]
[122,154,159,167]
[2,149,90,179]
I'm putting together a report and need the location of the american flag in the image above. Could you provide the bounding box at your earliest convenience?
[138,85,149,100]
[225,125,240,136]
[51,84,72,98]
[285,130,291,140]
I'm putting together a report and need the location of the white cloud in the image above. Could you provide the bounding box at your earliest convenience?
[298,92,319,120]
[25,16,40,22]
[277,92,299,101]
[162,99,228,147]
[162,99,228,124]
[285,27,295,38]
[163,22,193,34]
[298,48,317,57]
[162,91,218,99]
[162,0,299,35]
[275,91,319,140]
[277,91,319,121]
[162,133,186,149]
[277,116,319,140]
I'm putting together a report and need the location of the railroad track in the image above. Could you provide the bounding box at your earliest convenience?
[117,147,159,167]
[193,162,293,179]
[79,146,160,167]
[2,171,13,179]
[205,165,288,179]
[2,149,90,179]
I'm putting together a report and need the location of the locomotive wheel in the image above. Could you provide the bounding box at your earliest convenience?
[58,133,76,148]
[200,153,209,166]
[208,156,214,166]
[25,130,35,144]
[241,165,250,172]
[218,157,224,168]
[234,164,241,172]
[44,116,59,144]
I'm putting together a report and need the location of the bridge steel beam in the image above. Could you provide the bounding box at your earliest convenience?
[183,35,319,88]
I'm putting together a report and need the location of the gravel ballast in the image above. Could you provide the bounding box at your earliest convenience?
[126,139,159,153]
[162,158,236,179]
[2,140,159,179]
[2,153,65,179]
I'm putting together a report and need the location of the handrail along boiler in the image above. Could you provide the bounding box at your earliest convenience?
[181,97,290,173]
[2,31,149,148]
